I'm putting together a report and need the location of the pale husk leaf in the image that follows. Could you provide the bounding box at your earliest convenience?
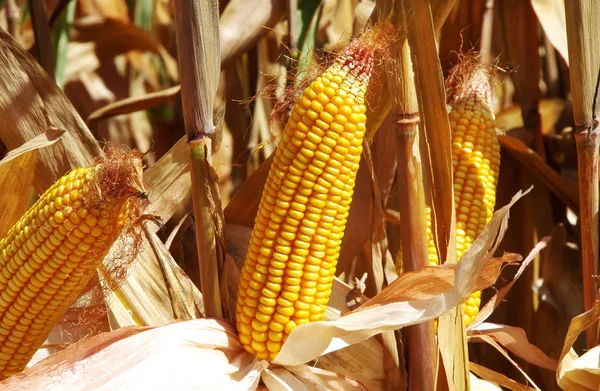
[531,0,568,64]
[5,320,264,390]
[557,301,600,390]
[469,372,503,391]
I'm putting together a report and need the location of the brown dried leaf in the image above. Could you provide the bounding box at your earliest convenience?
[0,127,64,166]
[531,0,568,64]
[71,16,178,81]
[557,301,600,390]
[470,237,551,328]
[469,323,557,371]
[470,362,536,391]
[0,27,101,189]
[87,85,181,125]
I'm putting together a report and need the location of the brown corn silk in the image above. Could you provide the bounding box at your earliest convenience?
[425,55,501,326]
[235,28,390,360]
[0,148,146,379]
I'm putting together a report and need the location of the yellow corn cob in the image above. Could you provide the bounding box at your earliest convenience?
[0,150,145,379]
[236,38,378,360]
[426,59,501,326]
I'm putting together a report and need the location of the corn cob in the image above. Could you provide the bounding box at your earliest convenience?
[236,37,379,360]
[426,59,501,326]
[0,150,145,379]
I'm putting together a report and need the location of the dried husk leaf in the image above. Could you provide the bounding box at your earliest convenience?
[468,323,557,371]
[272,190,529,367]
[476,334,542,390]
[469,237,551,328]
[469,371,503,391]
[0,127,64,166]
[531,0,568,64]
[469,363,535,391]
[143,225,203,320]
[557,301,600,390]
[4,320,264,390]
[71,16,178,81]
[0,27,101,188]
[87,85,181,125]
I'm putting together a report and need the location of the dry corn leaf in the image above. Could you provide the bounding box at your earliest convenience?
[143,225,203,320]
[469,323,557,371]
[89,0,287,119]
[531,0,568,64]
[557,301,600,390]
[0,27,101,188]
[72,16,178,81]
[0,127,64,166]
[143,136,191,223]
[470,237,550,329]
[470,362,535,391]
[0,151,36,237]
[4,320,264,390]
[272,190,529,367]
[477,334,542,390]
[87,85,181,124]
[220,0,286,68]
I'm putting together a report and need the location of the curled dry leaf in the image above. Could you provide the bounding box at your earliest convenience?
[272,190,530,367]
[470,362,536,391]
[469,323,557,371]
[557,301,600,390]
[0,127,64,166]
[469,237,551,328]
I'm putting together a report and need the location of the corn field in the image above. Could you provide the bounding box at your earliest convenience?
[0,0,597,390]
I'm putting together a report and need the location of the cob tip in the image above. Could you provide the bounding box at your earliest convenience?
[445,52,495,110]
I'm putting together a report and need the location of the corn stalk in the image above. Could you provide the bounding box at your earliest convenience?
[565,0,600,348]
[173,0,224,319]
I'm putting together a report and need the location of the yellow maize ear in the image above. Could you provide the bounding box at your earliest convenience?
[0,149,146,379]
[236,38,378,360]
[426,58,501,327]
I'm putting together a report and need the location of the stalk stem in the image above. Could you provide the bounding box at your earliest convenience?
[188,139,223,319]
[173,0,224,319]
